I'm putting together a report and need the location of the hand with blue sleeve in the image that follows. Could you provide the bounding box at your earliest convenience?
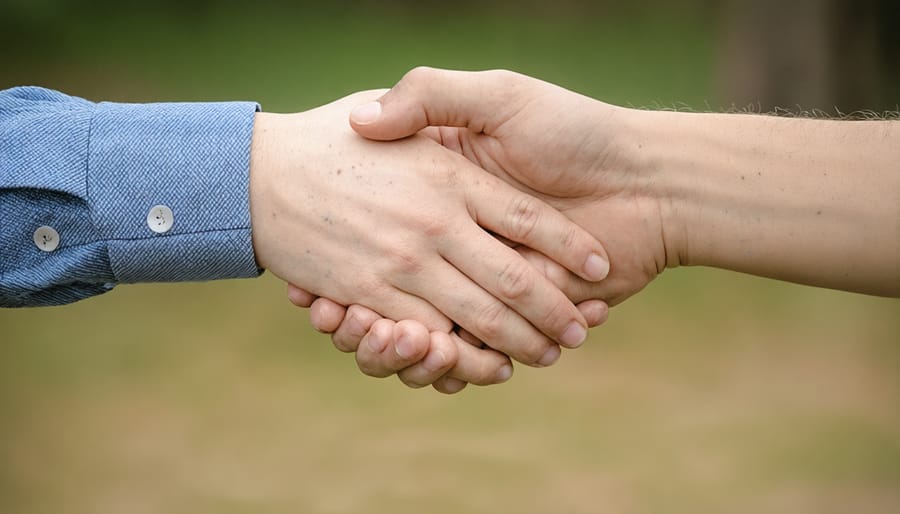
[1,86,614,381]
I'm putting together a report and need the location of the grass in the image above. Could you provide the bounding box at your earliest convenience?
[1,3,899,513]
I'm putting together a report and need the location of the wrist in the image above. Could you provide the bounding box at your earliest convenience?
[613,107,693,270]
[619,108,900,295]
[249,111,282,271]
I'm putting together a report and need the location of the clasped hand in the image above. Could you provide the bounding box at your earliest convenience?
[248,82,620,393]
[269,68,673,393]
[275,67,898,393]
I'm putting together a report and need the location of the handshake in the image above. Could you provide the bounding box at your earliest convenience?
[248,67,899,394]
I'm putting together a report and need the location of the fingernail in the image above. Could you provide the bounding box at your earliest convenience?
[560,321,587,348]
[351,101,382,125]
[496,364,513,383]
[584,253,610,280]
[366,332,386,353]
[422,349,448,372]
[537,345,561,367]
[395,334,415,360]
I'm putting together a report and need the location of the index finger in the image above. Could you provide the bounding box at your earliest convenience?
[464,169,609,282]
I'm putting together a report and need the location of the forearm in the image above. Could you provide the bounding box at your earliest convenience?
[626,109,900,296]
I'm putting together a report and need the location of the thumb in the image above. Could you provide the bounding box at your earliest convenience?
[349,67,517,141]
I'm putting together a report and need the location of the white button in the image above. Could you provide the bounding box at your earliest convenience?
[33,225,60,252]
[147,204,174,234]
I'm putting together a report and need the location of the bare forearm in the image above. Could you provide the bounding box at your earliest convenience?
[626,109,900,296]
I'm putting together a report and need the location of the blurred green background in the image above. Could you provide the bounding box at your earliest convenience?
[1,1,898,513]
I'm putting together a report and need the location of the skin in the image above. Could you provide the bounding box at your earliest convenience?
[290,67,900,393]
[249,90,614,374]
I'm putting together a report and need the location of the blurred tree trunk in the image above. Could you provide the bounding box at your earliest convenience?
[717,0,898,114]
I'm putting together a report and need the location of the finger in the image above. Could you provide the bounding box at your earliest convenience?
[399,331,513,388]
[417,125,468,156]
[309,297,347,333]
[349,67,518,140]
[516,246,609,303]
[331,304,382,353]
[396,330,458,388]
[355,319,430,378]
[446,332,514,385]
[400,260,561,367]
[286,283,317,308]
[463,168,609,281]
[433,376,468,394]
[456,327,481,347]
[368,284,453,334]
[418,126,443,145]
[441,222,589,350]
[578,299,609,328]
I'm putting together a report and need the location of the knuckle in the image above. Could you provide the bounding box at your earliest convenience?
[522,340,551,366]
[404,66,437,86]
[540,297,575,335]
[561,225,580,251]
[354,274,387,304]
[485,69,527,97]
[505,196,542,242]
[541,257,571,291]
[472,301,507,342]
[497,260,535,301]
[391,245,425,276]
[416,214,448,238]
[486,69,516,83]
[343,307,370,338]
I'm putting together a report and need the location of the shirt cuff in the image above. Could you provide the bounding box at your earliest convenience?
[88,100,263,283]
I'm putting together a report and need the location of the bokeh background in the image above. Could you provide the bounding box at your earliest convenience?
[1,1,898,512]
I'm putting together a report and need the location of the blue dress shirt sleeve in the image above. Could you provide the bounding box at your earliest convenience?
[0,86,263,307]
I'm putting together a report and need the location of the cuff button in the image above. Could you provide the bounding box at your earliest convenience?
[33,225,60,252]
[147,205,174,234]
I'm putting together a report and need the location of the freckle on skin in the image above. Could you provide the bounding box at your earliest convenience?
[337,168,342,175]
[816,210,822,215]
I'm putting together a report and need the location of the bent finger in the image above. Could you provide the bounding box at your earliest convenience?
[396,331,458,388]
[331,304,382,353]
[355,319,429,378]
[310,297,348,333]
[287,283,317,308]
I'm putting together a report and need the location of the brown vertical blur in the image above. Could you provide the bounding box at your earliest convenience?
[717,0,899,114]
